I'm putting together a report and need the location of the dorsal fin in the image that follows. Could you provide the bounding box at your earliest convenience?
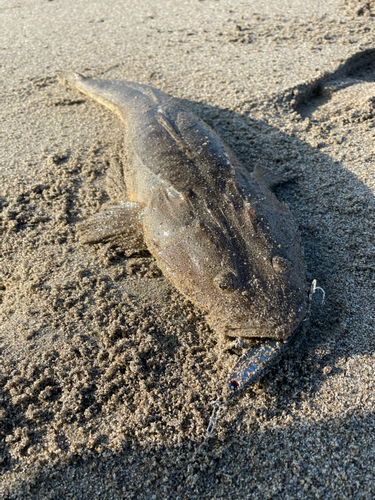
[131,85,161,104]
[252,163,294,190]
[156,112,194,161]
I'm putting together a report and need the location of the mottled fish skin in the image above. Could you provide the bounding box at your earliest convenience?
[58,72,308,341]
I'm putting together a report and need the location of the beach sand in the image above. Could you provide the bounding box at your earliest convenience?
[1,0,375,498]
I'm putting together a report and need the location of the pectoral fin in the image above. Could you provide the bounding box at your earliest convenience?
[78,202,145,244]
[252,164,295,190]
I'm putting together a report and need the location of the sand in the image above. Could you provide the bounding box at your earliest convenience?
[1,0,375,498]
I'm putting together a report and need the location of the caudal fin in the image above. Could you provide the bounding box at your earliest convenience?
[56,70,87,90]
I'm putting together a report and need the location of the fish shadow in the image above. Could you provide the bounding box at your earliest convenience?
[5,409,375,499]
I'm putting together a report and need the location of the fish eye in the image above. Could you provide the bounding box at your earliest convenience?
[214,272,238,292]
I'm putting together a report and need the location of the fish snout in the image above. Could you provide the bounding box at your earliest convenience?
[227,306,308,340]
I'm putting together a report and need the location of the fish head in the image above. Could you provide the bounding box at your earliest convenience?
[144,182,308,341]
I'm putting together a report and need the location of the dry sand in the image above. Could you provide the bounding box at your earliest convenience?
[1,0,375,498]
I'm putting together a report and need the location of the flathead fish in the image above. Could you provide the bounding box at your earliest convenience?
[58,72,309,398]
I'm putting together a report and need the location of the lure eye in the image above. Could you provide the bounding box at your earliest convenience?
[230,380,239,391]
[214,272,238,292]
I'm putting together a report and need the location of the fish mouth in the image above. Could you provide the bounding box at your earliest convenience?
[226,325,279,339]
[227,315,307,340]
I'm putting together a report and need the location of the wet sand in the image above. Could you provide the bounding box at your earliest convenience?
[1,0,375,498]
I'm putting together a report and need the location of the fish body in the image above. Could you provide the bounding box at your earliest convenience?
[58,72,308,342]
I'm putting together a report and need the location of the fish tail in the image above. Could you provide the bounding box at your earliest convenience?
[56,70,125,118]
[56,70,86,90]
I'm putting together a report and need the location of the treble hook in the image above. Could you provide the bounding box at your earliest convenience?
[310,278,325,304]
[205,400,226,438]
